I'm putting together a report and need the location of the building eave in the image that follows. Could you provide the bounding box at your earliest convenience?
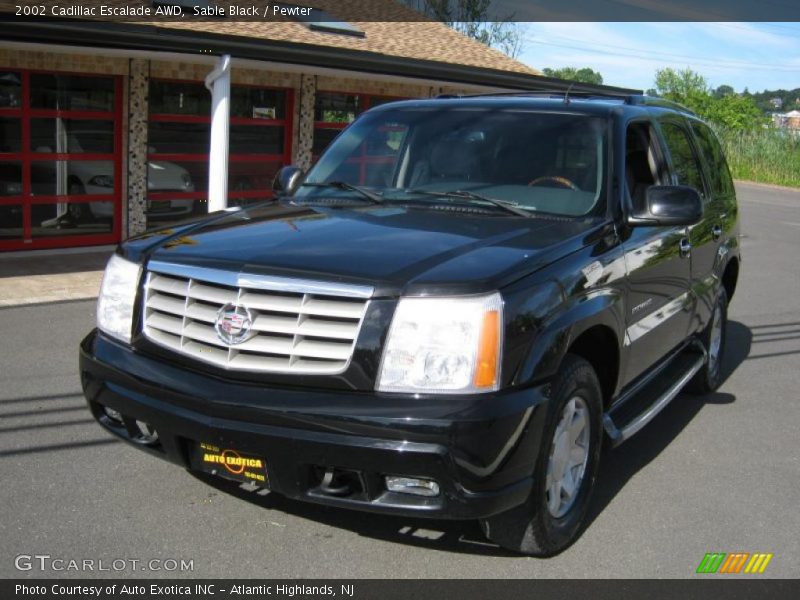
[0,20,641,95]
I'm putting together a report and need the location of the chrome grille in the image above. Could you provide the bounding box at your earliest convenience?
[142,262,372,375]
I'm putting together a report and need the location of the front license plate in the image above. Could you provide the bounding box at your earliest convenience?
[191,441,269,486]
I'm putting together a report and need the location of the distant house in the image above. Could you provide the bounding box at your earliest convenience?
[770,97,783,109]
[785,110,800,129]
[773,110,800,130]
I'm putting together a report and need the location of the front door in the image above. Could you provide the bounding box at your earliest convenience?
[621,120,693,385]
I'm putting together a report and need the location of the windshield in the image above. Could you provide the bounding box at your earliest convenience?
[297,105,608,217]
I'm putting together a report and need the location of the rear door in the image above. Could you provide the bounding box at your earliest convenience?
[687,120,737,329]
[657,117,720,337]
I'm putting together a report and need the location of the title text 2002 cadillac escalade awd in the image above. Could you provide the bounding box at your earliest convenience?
[80,94,740,556]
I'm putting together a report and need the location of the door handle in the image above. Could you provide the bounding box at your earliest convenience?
[679,238,692,258]
[712,225,723,240]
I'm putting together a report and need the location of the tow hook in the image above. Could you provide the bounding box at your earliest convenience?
[318,468,353,496]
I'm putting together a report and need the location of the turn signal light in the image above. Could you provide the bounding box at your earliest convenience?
[473,310,500,388]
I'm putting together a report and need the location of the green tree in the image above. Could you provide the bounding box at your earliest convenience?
[653,68,766,131]
[404,0,524,58]
[654,67,708,100]
[542,67,604,85]
[653,67,710,118]
[714,85,735,98]
[701,94,767,130]
[745,88,800,113]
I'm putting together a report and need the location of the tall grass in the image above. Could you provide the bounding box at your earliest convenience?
[717,127,800,188]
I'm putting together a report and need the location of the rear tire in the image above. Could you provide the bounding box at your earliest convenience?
[481,354,603,556]
[687,287,728,394]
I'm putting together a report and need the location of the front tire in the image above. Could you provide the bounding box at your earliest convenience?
[687,287,728,394]
[481,354,603,556]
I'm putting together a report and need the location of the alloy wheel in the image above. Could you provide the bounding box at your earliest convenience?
[708,300,724,375]
[545,396,590,518]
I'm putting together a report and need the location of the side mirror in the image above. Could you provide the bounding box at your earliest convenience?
[628,185,703,227]
[272,165,305,197]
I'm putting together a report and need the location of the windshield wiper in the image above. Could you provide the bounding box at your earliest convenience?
[405,189,533,218]
[301,181,383,204]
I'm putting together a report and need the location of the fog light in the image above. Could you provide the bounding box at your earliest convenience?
[134,420,159,444]
[385,476,440,497]
[103,406,123,424]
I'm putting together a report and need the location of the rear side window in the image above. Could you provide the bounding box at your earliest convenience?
[690,121,735,197]
[659,122,707,198]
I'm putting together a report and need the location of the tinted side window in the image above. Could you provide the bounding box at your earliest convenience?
[690,121,735,197]
[660,122,706,197]
[624,122,662,212]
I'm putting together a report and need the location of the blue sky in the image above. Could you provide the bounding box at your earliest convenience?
[516,23,800,93]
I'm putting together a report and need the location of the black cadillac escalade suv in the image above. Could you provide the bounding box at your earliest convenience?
[80,94,740,555]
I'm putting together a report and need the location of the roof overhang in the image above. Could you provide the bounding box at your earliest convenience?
[1,20,641,95]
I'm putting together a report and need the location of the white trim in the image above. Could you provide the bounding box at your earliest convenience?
[230,57,502,93]
[205,54,231,212]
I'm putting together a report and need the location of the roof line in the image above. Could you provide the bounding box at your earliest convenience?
[0,20,641,95]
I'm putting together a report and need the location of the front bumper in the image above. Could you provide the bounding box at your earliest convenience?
[80,330,550,520]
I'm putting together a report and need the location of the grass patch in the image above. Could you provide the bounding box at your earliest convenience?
[717,128,800,189]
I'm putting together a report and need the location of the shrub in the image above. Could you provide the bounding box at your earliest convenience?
[717,127,800,188]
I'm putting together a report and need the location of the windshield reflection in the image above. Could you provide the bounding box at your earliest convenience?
[298,106,608,218]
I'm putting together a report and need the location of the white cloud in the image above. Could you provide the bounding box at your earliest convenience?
[686,22,800,51]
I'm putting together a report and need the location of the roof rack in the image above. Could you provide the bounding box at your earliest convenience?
[626,95,696,115]
[438,89,630,101]
[437,90,695,115]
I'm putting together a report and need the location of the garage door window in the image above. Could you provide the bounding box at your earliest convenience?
[147,79,293,228]
[0,70,122,251]
[313,92,405,158]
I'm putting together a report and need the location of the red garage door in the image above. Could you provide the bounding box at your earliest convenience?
[0,70,122,251]
[146,79,294,228]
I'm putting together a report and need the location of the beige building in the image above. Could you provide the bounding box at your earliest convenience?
[0,1,633,252]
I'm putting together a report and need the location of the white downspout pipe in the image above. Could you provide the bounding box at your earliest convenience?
[205,54,231,212]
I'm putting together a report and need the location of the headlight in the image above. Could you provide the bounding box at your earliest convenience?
[377,292,503,394]
[88,175,114,188]
[96,255,141,343]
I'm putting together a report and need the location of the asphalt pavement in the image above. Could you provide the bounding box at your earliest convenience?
[0,182,798,579]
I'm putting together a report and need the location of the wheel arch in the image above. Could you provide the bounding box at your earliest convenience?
[513,290,625,407]
[722,256,739,302]
[565,325,620,409]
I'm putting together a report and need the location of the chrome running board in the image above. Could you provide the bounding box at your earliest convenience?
[603,342,707,446]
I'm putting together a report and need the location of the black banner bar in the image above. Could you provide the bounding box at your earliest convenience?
[2,579,800,600]
[1,0,800,23]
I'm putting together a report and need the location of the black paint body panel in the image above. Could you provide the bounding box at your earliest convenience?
[81,97,741,518]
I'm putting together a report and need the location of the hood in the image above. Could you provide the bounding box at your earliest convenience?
[135,201,599,295]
